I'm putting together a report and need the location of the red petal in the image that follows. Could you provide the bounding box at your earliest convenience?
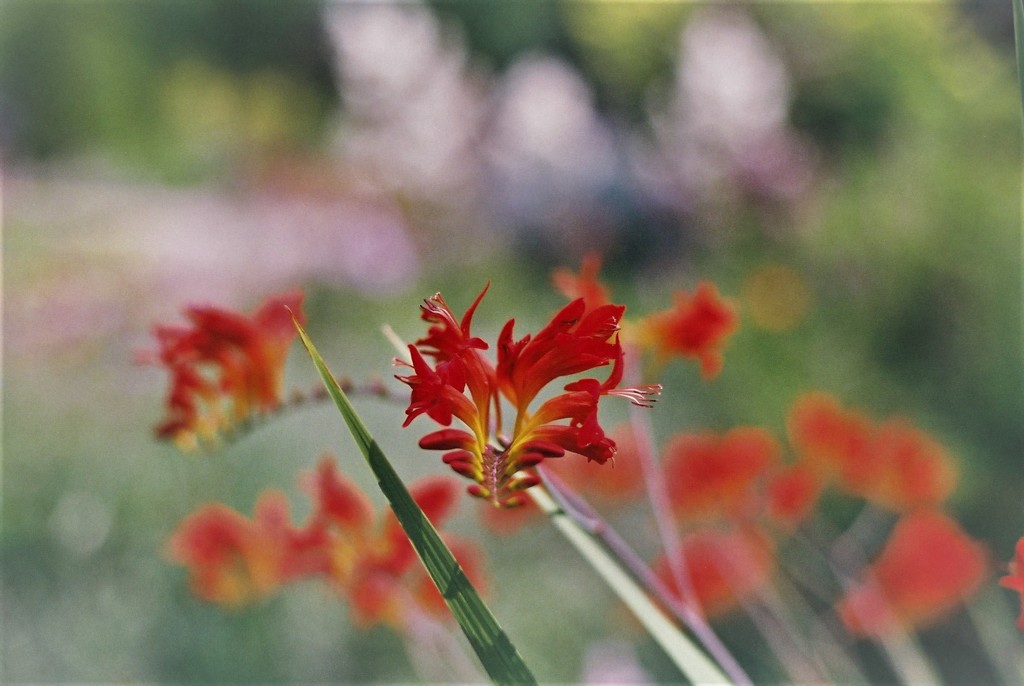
[303,456,375,531]
[419,428,477,451]
[410,476,461,526]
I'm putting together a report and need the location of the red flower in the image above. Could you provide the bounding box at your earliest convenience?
[663,427,780,524]
[397,286,659,507]
[497,298,624,412]
[787,392,873,485]
[999,537,1024,631]
[655,526,776,619]
[551,252,613,316]
[763,463,823,530]
[787,393,957,512]
[836,510,987,636]
[167,456,485,630]
[862,419,958,511]
[140,291,305,449]
[636,282,738,379]
[166,491,329,606]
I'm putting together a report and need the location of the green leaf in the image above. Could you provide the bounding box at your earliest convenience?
[292,317,537,685]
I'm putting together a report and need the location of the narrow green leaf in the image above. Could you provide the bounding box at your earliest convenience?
[293,317,537,685]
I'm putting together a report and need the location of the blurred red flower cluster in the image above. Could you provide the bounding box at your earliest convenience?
[147,258,1022,650]
[837,510,987,636]
[650,393,987,634]
[788,392,958,512]
[140,291,305,450]
[548,258,989,635]
[167,455,483,629]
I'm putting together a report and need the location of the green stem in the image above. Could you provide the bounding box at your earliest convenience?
[875,631,942,686]
[964,587,1024,686]
[826,507,942,685]
[527,485,733,685]
[539,466,752,685]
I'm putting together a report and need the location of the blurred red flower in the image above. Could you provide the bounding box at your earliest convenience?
[764,463,823,531]
[635,282,738,379]
[999,537,1024,631]
[862,419,958,511]
[655,526,776,619]
[166,491,329,607]
[836,510,987,636]
[305,460,484,628]
[787,391,873,485]
[551,252,613,316]
[140,290,304,449]
[787,393,957,512]
[167,456,485,630]
[664,427,780,524]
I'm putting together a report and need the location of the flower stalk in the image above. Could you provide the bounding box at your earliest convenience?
[526,484,734,685]
[538,465,752,685]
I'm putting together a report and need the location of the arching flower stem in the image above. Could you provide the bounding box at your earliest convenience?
[525,481,735,685]
[538,466,753,686]
[623,343,828,684]
[799,506,942,686]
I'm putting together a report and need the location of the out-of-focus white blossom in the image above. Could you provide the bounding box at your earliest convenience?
[484,55,617,223]
[325,2,488,198]
[639,9,813,213]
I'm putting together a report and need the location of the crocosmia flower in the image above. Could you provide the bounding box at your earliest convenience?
[140,291,305,449]
[552,252,612,315]
[663,427,780,523]
[836,510,987,637]
[999,537,1024,631]
[167,456,484,630]
[860,419,958,512]
[635,282,738,379]
[166,491,330,607]
[396,284,660,507]
[655,526,776,619]
[763,463,823,530]
[787,392,958,512]
[787,391,873,484]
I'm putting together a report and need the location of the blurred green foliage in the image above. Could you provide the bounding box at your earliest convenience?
[0,0,336,180]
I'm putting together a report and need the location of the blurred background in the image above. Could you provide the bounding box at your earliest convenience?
[3,0,1021,682]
